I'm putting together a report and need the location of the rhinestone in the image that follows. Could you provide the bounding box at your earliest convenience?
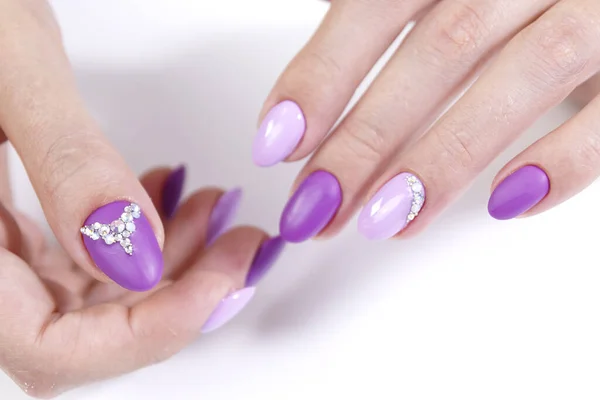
[124,206,132,213]
[407,176,417,184]
[104,234,116,245]
[121,213,133,223]
[414,193,424,205]
[411,182,423,193]
[125,222,136,232]
[407,213,415,221]
[111,220,125,233]
[411,203,422,214]
[92,222,101,230]
[122,230,131,238]
[124,244,133,255]
[120,238,131,247]
[130,204,141,218]
[99,225,110,237]
[90,231,100,240]
[115,233,123,242]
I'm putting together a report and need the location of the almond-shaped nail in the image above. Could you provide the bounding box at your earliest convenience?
[206,188,242,245]
[80,201,163,291]
[162,165,186,219]
[245,236,285,287]
[201,287,256,333]
[488,165,550,220]
[358,173,425,240]
[252,100,306,167]
[279,170,342,243]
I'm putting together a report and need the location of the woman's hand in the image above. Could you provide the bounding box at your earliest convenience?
[254,0,600,241]
[0,163,274,398]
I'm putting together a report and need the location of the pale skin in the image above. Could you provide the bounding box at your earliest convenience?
[1,0,600,397]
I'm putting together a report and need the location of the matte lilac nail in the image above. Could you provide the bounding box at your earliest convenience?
[280,170,342,243]
[81,201,163,291]
[358,173,425,240]
[206,188,242,245]
[488,165,549,220]
[253,100,306,167]
[201,287,256,333]
[162,165,186,219]
[245,236,285,287]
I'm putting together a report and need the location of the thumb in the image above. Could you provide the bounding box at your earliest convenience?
[0,2,164,291]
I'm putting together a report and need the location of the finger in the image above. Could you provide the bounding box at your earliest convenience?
[357,0,600,239]
[571,72,600,106]
[0,6,164,291]
[279,0,557,243]
[488,92,600,220]
[252,0,433,166]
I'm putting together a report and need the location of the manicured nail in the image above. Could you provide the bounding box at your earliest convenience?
[201,287,256,333]
[280,170,342,243]
[245,236,285,287]
[488,165,549,220]
[358,173,425,240]
[252,100,306,167]
[206,188,242,245]
[162,165,186,219]
[80,201,163,291]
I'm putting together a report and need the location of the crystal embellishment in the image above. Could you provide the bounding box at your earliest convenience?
[406,174,425,224]
[80,203,142,255]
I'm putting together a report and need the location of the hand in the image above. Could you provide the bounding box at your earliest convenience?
[0,162,278,398]
[253,0,600,241]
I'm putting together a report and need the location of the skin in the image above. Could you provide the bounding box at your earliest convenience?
[264,0,600,238]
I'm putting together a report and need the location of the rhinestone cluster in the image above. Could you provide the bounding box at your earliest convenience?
[406,175,425,223]
[80,203,141,255]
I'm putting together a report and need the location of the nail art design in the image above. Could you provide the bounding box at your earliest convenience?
[162,165,186,219]
[202,287,256,333]
[206,188,242,246]
[279,170,342,243]
[488,165,550,220]
[252,100,306,167]
[80,203,141,255]
[358,173,425,240]
[245,236,285,287]
[81,201,163,292]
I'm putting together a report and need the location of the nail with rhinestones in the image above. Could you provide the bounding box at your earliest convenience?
[245,236,285,287]
[206,188,242,246]
[162,165,186,219]
[358,173,425,240]
[202,287,256,333]
[253,100,306,167]
[80,201,163,291]
[280,170,342,243]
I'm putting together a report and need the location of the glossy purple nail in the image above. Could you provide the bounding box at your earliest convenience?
[162,165,186,219]
[246,236,285,287]
[488,165,550,220]
[201,287,256,333]
[358,173,425,240]
[280,170,342,243]
[81,201,163,291]
[206,188,242,245]
[253,100,306,167]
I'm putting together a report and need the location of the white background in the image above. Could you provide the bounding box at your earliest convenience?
[2,0,600,399]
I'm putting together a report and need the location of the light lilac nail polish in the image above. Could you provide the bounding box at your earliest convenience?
[201,287,256,333]
[81,201,163,291]
[246,236,285,287]
[488,165,549,220]
[206,188,242,245]
[280,170,342,243]
[162,165,186,219]
[358,173,425,240]
[253,100,306,167]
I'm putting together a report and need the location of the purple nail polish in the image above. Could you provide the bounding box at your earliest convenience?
[162,165,186,219]
[81,201,163,291]
[201,287,255,333]
[358,173,425,240]
[488,165,549,220]
[252,100,306,167]
[245,236,285,287]
[206,188,242,245]
[280,170,342,243]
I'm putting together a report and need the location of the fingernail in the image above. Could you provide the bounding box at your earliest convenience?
[81,201,163,291]
[206,188,243,245]
[162,165,186,219]
[358,173,425,240]
[488,165,550,220]
[280,170,342,243]
[252,100,305,167]
[245,236,285,287]
[201,287,256,333]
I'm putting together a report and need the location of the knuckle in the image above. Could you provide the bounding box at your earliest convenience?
[577,132,600,170]
[432,123,477,171]
[523,14,593,86]
[336,116,387,166]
